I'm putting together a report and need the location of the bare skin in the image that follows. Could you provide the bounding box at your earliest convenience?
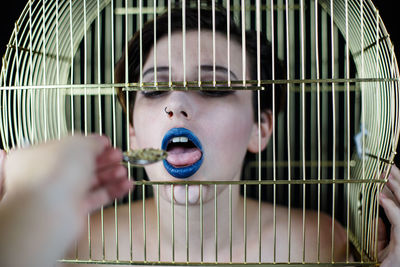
[63,29,400,266]
[64,30,348,266]
[0,135,132,267]
[73,194,347,264]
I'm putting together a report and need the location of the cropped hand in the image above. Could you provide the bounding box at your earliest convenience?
[84,136,133,213]
[0,135,132,267]
[378,165,400,267]
[2,135,133,214]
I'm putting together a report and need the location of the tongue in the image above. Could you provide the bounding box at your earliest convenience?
[166,147,202,167]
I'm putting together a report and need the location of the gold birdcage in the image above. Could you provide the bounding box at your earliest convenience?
[0,0,399,266]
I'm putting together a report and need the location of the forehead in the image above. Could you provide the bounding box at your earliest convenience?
[143,30,245,78]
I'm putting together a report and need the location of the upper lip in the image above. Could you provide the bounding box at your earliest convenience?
[161,128,203,153]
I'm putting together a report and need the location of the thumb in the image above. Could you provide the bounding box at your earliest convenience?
[378,217,388,252]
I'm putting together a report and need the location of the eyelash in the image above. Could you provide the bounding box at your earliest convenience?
[141,90,167,98]
[140,90,235,98]
[200,90,235,97]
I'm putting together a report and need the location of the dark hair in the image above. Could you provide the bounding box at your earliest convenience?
[115,2,286,123]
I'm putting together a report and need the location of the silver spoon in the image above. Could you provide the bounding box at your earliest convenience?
[122,148,168,166]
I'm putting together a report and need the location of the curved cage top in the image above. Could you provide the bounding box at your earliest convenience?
[0,0,399,265]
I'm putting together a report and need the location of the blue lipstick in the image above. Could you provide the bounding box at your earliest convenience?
[161,128,204,179]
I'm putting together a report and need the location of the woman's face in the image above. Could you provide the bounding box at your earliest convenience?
[130,30,268,204]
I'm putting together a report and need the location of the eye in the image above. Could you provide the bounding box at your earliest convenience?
[141,90,168,98]
[200,90,235,97]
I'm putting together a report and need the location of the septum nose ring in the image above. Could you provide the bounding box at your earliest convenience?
[165,106,173,118]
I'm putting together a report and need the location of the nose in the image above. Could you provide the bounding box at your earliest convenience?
[164,92,192,120]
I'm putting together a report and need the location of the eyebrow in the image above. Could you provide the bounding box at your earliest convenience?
[142,65,238,80]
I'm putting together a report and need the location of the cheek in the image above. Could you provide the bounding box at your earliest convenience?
[204,106,254,165]
[132,104,163,149]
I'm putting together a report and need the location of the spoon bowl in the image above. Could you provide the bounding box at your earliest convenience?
[122,148,168,166]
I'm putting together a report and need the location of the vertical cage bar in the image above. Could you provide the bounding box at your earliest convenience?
[244,184,247,263]
[69,0,75,136]
[29,0,35,144]
[82,0,91,259]
[241,0,246,86]
[143,184,147,261]
[256,0,262,262]
[226,0,231,86]
[374,7,381,261]
[300,0,306,262]
[212,0,216,86]
[125,0,133,261]
[359,1,366,257]
[229,184,232,263]
[139,0,143,86]
[168,0,172,87]
[96,0,106,260]
[42,0,47,142]
[171,185,175,262]
[153,0,157,88]
[183,0,187,86]
[156,185,161,262]
[111,0,120,261]
[186,184,189,262]
[13,14,20,147]
[198,0,201,87]
[56,0,60,140]
[214,184,218,262]
[314,0,321,262]
[97,0,103,136]
[330,0,336,260]
[111,0,117,148]
[200,184,204,262]
[285,0,292,261]
[270,0,277,262]
[345,0,350,262]
[83,0,88,137]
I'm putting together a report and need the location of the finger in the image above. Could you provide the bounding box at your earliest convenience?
[377,217,388,252]
[390,165,400,178]
[96,147,123,171]
[104,178,134,200]
[84,179,133,213]
[83,134,111,157]
[380,193,400,226]
[386,173,400,203]
[91,165,128,188]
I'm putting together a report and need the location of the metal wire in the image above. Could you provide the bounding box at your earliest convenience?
[1,0,399,266]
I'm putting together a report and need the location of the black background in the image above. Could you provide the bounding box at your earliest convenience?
[1,0,399,163]
[1,1,398,57]
[1,1,398,58]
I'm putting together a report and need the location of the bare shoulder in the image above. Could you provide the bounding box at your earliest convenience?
[271,205,347,262]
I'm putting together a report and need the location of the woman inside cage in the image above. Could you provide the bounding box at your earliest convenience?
[0,3,400,267]
[69,4,400,265]
[104,5,345,263]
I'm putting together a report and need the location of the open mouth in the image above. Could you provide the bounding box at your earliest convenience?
[161,128,204,179]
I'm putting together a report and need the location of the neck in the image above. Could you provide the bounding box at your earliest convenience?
[155,184,244,260]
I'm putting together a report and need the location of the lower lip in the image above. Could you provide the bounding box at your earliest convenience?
[163,156,204,179]
[161,128,203,179]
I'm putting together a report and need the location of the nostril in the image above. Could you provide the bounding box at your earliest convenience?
[181,111,188,117]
